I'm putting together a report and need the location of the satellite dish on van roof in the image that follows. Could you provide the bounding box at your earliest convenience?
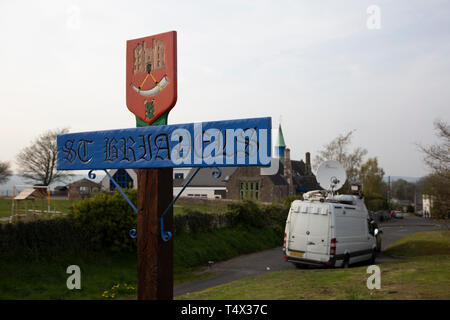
[316,160,347,193]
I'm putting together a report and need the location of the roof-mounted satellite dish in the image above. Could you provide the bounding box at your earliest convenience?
[316,160,347,193]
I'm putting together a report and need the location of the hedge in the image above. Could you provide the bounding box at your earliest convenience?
[0,216,83,257]
[0,190,290,255]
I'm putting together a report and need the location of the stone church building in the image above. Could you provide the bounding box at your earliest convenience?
[225,124,320,202]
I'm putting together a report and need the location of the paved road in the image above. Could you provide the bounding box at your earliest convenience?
[174,216,443,297]
[378,215,442,250]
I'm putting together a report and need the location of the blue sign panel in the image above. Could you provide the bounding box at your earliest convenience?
[57,117,272,170]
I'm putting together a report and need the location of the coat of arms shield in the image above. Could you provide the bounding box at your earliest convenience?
[126,31,177,125]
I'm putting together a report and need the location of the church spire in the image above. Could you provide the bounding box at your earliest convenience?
[274,124,286,163]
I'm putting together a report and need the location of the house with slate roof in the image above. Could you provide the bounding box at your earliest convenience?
[173,167,237,199]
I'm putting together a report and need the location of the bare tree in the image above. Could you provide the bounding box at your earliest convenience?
[419,119,450,174]
[0,161,12,184]
[313,130,368,185]
[419,119,450,219]
[16,128,72,186]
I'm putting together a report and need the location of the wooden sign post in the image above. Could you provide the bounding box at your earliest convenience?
[56,30,272,301]
[127,31,177,300]
[137,168,173,299]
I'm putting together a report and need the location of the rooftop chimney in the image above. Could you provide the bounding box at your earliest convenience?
[284,148,294,195]
[305,152,311,175]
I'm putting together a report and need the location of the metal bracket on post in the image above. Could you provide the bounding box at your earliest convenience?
[88,167,222,242]
[159,167,201,242]
[159,167,222,242]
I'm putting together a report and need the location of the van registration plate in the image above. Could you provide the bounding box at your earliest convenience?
[290,251,304,257]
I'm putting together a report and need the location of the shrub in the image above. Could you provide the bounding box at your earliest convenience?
[366,198,388,211]
[226,200,269,228]
[263,203,289,235]
[173,210,223,235]
[72,190,138,252]
[274,195,302,208]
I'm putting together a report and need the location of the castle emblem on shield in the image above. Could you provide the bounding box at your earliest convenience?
[126,31,177,125]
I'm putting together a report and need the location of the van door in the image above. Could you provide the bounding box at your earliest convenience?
[287,206,309,254]
[306,208,330,255]
[288,205,330,256]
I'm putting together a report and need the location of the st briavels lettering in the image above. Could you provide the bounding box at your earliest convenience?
[56,118,272,169]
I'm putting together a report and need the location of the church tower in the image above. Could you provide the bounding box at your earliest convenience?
[274,124,286,163]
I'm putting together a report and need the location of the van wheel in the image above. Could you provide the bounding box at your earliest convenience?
[369,251,376,265]
[342,255,350,268]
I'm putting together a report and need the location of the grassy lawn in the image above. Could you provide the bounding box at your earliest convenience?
[1,198,228,218]
[0,250,214,300]
[0,225,280,299]
[0,251,138,300]
[173,201,229,215]
[0,198,12,218]
[0,198,76,219]
[177,230,450,300]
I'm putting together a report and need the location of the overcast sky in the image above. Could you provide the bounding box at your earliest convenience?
[0,0,449,178]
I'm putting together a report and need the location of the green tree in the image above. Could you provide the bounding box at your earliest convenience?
[359,157,387,211]
[359,157,385,197]
[391,179,415,201]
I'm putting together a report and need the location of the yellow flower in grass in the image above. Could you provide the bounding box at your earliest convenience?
[103,282,137,299]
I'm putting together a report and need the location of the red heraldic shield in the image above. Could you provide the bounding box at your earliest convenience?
[126,31,177,125]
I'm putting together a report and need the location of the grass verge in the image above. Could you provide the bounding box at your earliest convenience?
[0,251,137,300]
[0,198,75,219]
[173,201,229,215]
[1,198,228,218]
[177,230,450,300]
[0,225,281,299]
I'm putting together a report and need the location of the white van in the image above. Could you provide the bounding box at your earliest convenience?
[283,191,380,268]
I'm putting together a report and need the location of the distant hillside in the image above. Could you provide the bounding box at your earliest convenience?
[0,173,105,196]
[382,176,422,184]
